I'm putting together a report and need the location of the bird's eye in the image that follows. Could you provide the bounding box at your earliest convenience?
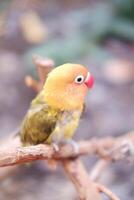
[75,75,85,84]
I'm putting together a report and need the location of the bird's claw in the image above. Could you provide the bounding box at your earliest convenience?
[52,143,60,152]
[67,140,80,154]
[52,140,79,154]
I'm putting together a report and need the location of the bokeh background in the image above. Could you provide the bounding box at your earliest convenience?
[0,0,134,199]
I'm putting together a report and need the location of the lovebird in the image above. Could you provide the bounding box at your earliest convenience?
[20,63,94,148]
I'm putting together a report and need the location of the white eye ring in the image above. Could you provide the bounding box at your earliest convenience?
[75,75,85,84]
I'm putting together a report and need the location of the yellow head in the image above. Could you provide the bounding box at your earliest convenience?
[44,63,94,110]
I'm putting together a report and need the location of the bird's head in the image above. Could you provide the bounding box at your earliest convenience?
[44,63,94,110]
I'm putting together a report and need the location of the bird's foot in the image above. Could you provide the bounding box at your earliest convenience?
[68,140,80,154]
[52,143,60,152]
[63,139,80,154]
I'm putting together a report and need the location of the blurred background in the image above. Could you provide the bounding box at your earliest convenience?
[0,0,134,199]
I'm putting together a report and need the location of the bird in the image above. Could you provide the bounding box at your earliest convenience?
[20,63,94,150]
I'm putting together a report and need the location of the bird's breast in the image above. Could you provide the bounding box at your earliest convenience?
[48,109,82,143]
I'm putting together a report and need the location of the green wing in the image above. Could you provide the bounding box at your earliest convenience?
[20,97,61,146]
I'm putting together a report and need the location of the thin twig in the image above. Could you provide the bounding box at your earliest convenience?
[96,183,120,200]
[90,160,109,181]
[25,75,39,92]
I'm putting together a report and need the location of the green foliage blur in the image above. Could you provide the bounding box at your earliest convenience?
[115,0,134,20]
[0,0,133,76]
[24,0,134,76]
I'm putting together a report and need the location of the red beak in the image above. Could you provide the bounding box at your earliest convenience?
[85,74,94,88]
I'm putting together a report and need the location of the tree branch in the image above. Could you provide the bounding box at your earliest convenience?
[0,131,133,167]
[63,158,102,200]
[90,160,109,181]
[25,55,54,92]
